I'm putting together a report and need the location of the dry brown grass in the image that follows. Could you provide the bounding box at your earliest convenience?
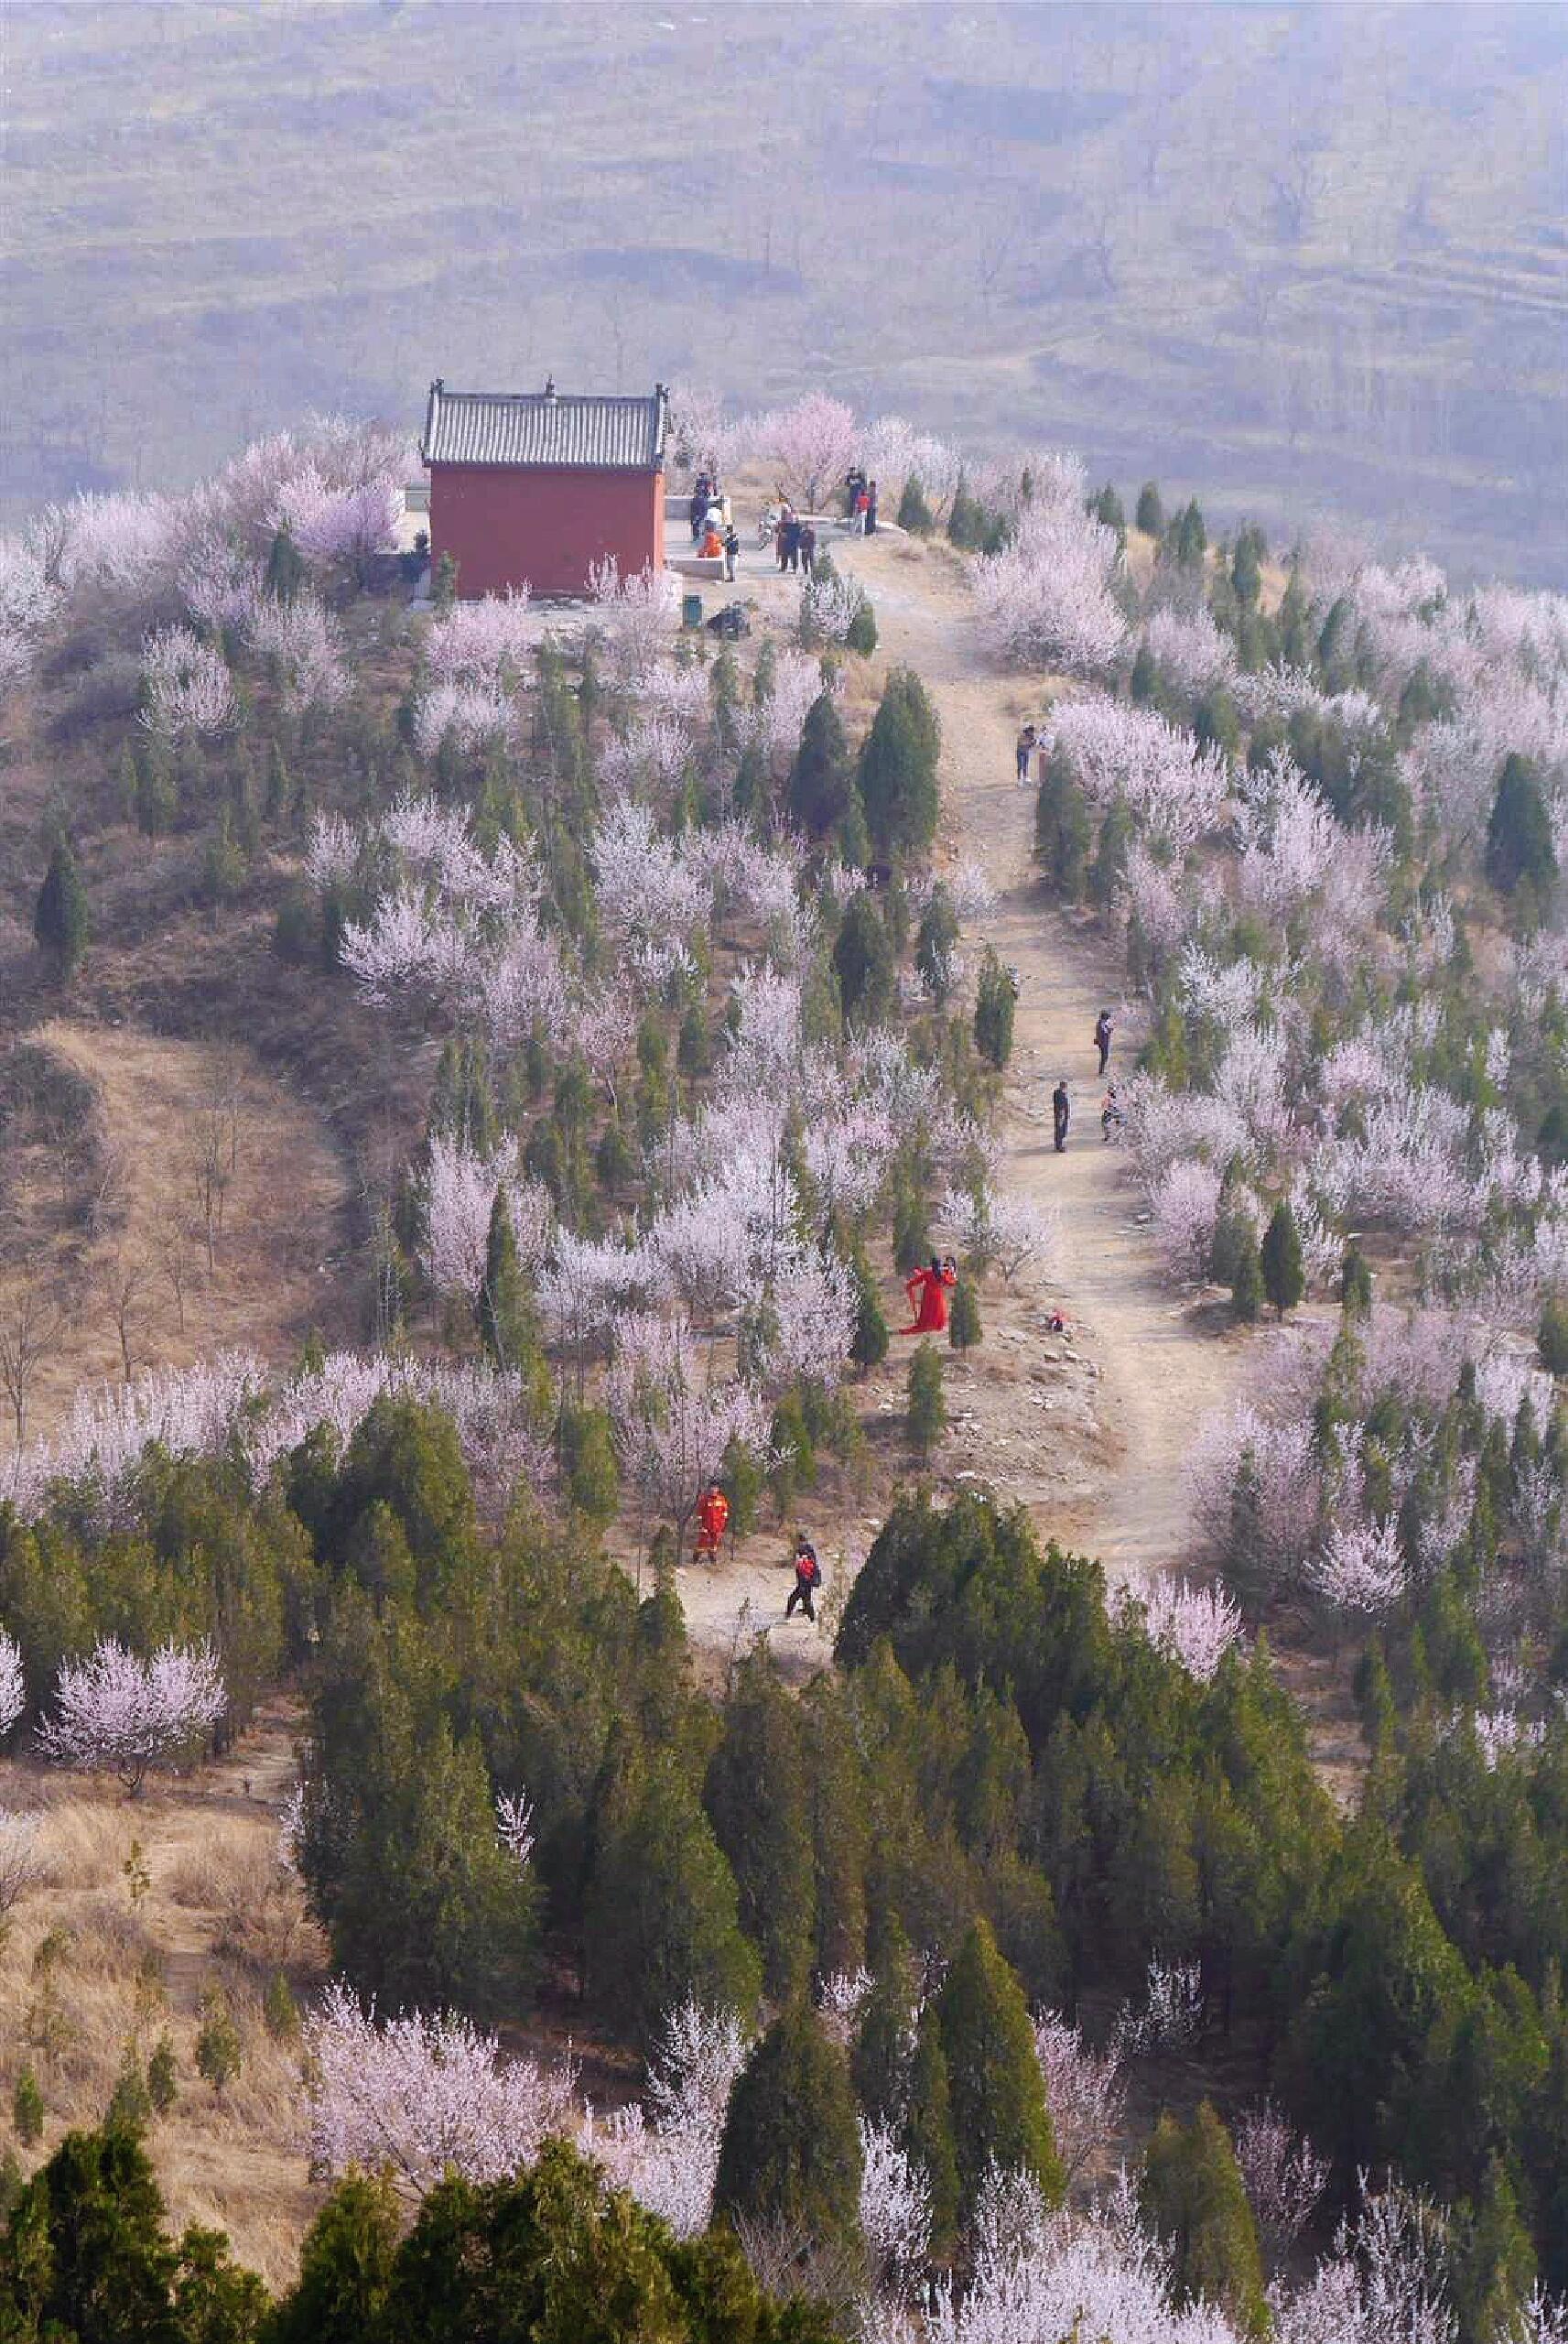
[0,1706,327,2291]
[0,1019,349,1449]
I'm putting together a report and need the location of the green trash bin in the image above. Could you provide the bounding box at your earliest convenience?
[681,591,703,631]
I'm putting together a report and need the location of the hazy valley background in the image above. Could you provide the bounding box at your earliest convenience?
[1,0,1565,581]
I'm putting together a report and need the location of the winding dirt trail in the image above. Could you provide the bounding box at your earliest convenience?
[841,536,1244,1587]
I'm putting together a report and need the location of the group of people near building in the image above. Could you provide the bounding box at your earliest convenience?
[772,505,818,576]
[688,474,741,580]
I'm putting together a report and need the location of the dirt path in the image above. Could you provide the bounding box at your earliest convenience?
[838,535,1245,1587]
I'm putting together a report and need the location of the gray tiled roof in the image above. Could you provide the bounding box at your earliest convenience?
[421,380,668,471]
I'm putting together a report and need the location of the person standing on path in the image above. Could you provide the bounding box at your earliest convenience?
[1094,1009,1114,1076]
[902,1254,957,1334]
[785,1535,822,1622]
[692,1481,730,1566]
[1015,722,1037,784]
[722,523,740,583]
[799,520,816,580]
[1053,1079,1071,1153]
[865,480,879,535]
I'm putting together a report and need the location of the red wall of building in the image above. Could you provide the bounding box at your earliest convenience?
[427,464,665,598]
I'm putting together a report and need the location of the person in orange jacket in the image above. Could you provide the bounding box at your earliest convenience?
[902,1254,957,1335]
[692,1481,730,1565]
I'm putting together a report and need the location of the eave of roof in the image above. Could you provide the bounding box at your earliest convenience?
[421,381,668,471]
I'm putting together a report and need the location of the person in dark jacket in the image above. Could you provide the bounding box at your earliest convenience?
[865,480,879,535]
[1094,1009,1114,1075]
[1053,1079,1071,1153]
[784,514,802,573]
[785,1535,822,1622]
[722,523,740,582]
[799,521,817,580]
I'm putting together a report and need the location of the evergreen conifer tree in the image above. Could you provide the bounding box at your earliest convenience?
[1033,751,1093,896]
[896,476,934,534]
[1230,1239,1264,1322]
[1486,754,1556,912]
[859,668,941,859]
[1340,1239,1373,1318]
[1135,482,1165,537]
[712,2004,864,2270]
[587,1754,761,2046]
[268,2170,400,2344]
[787,690,855,836]
[937,1918,1063,2210]
[705,1653,816,2002]
[265,520,307,603]
[833,893,897,1029]
[33,842,89,974]
[905,1998,962,2263]
[1260,1200,1305,1318]
[849,1244,890,1372]
[1141,2103,1270,2337]
[907,1344,947,1460]
[974,948,1016,1069]
[948,1277,982,1351]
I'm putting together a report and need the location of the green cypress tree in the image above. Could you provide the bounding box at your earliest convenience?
[937,1918,1063,2210]
[1140,2103,1270,2338]
[907,1344,947,1461]
[559,1404,621,1527]
[146,2035,178,2116]
[851,1923,919,2126]
[833,892,897,1030]
[948,1276,982,1351]
[33,842,89,974]
[896,476,934,534]
[1135,482,1165,537]
[1260,1199,1305,1318]
[1033,749,1093,896]
[1089,799,1133,912]
[265,519,308,603]
[587,1754,761,2046]
[915,884,961,1003]
[705,1653,816,2002]
[269,2168,400,2344]
[974,948,1016,1069]
[859,667,941,859]
[712,2004,864,2269]
[0,2124,186,2336]
[1129,643,1160,707]
[1340,1239,1373,1318]
[1231,1238,1264,1323]
[904,1998,962,2263]
[849,1243,890,1372]
[12,2067,42,2147]
[1486,754,1556,909]
[845,595,878,656]
[106,2046,151,2134]
[787,690,855,836]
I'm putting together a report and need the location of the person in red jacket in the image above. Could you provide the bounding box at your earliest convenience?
[785,1535,822,1622]
[902,1254,957,1335]
[692,1481,730,1566]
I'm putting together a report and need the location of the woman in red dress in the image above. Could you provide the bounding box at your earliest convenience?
[902,1254,957,1335]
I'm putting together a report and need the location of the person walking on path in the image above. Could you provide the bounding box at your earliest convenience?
[799,520,816,580]
[722,522,740,583]
[1015,722,1037,784]
[692,1480,730,1566]
[784,513,802,573]
[1053,1079,1071,1153]
[902,1253,957,1334]
[865,480,879,535]
[785,1534,822,1622]
[1094,1009,1114,1076]
[774,505,794,572]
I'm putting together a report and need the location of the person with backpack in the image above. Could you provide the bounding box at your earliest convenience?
[1053,1079,1071,1153]
[785,1534,822,1622]
[692,1481,730,1566]
[1094,1009,1114,1075]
